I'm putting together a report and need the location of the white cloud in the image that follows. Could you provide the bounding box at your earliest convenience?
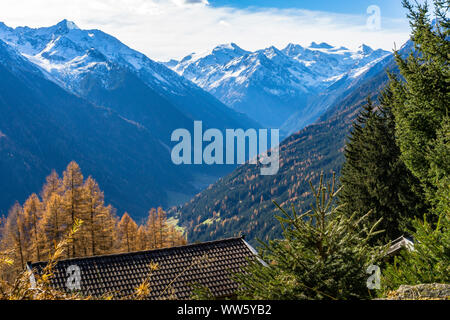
[0,0,410,61]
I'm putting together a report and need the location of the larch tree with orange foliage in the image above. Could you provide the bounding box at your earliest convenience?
[40,193,67,259]
[117,213,138,253]
[22,194,43,262]
[1,203,27,276]
[83,176,115,256]
[61,161,85,257]
[0,161,188,282]
[136,226,148,251]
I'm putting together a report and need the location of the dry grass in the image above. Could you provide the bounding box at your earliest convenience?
[0,219,102,300]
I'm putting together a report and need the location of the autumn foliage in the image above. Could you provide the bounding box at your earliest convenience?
[0,161,186,282]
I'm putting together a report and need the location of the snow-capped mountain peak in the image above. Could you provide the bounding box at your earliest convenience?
[165,42,391,130]
[175,43,249,71]
[212,42,245,54]
[0,22,10,31]
[259,45,284,59]
[357,43,374,55]
[309,42,334,49]
[55,19,80,31]
[0,20,207,95]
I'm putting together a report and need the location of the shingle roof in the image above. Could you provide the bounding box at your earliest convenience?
[28,237,257,299]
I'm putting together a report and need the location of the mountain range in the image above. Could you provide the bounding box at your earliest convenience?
[0,20,257,217]
[164,42,390,134]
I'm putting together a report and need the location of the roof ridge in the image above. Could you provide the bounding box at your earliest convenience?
[29,236,246,266]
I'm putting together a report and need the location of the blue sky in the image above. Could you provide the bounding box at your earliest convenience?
[0,0,413,60]
[209,0,407,19]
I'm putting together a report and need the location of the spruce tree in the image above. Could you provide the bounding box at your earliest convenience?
[381,211,450,293]
[339,96,426,243]
[380,0,449,291]
[389,0,449,213]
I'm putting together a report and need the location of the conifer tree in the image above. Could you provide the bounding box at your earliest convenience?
[40,193,68,258]
[381,211,450,293]
[167,226,181,247]
[144,208,186,250]
[39,170,64,259]
[146,208,159,249]
[40,170,62,205]
[22,194,43,261]
[98,205,117,254]
[117,213,138,253]
[1,203,27,271]
[339,96,427,243]
[389,0,449,213]
[61,161,85,257]
[380,0,449,291]
[136,226,148,251]
[156,207,168,248]
[83,176,109,256]
[237,173,384,300]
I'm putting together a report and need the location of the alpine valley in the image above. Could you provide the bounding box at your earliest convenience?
[169,42,414,245]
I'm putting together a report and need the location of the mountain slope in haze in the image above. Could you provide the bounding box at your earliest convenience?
[169,44,404,245]
[0,39,193,217]
[165,42,389,132]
